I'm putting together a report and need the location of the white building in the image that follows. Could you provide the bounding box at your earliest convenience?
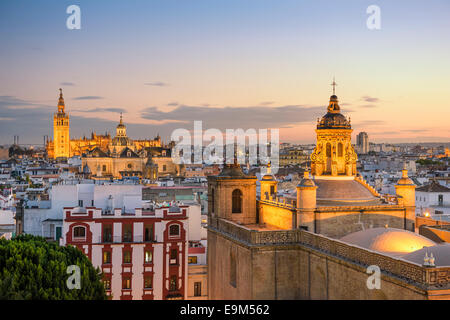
[416,181,450,217]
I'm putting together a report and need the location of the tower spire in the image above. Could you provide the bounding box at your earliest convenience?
[120,112,123,125]
[57,88,65,113]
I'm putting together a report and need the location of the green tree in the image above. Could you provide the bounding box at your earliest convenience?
[0,234,107,300]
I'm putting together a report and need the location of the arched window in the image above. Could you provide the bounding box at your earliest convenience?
[326,143,331,157]
[232,189,242,213]
[73,226,86,239]
[338,143,343,157]
[169,224,180,237]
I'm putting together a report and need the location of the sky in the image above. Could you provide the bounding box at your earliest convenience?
[0,0,449,145]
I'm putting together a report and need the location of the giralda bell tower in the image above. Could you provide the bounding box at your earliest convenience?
[53,88,70,159]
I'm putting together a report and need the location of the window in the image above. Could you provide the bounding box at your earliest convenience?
[73,226,86,239]
[169,224,180,237]
[144,250,153,264]
[144,276,153,289]
[122,277,131,290]
[194,282,202,297]
[326,143,331,157]
[127,163,132,169]
[188,256,198,264]
[102,165,106,172]
[270,185,275,195]
[232,189,242,213]
[123,224,132,242]
[123,251,131,264]
[170,249,178,265]
[169,275,177,291]
[144,224,154,242]
[163,165,167,171]
[439,194,444,206]
[104,279,111,290]
[338,143,343,157]
[103,251,111,264]
[103,225,112,242]
[78,200,83,207]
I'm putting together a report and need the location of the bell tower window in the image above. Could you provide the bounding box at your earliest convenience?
[232,189,242,214]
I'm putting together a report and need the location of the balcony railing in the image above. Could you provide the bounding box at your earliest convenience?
[98,235,157,244]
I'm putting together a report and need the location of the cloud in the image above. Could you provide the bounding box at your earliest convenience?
[73,96,104,100]
[167,102,179,106]
[60,82,76,86]
[359,104,378,108]
[259,101,274,106]
[76,107,127,114]
[353,120,386,127]
[144,82,169,87]
[402,129,429,133]
[362,95,380,103]
[141,104,324,130]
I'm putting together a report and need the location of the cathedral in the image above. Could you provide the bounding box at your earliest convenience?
[207,88,450,300]
[47,89,163,160]
[46,89,181,179]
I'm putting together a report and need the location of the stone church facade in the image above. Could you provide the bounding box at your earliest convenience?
[207,92,450,300]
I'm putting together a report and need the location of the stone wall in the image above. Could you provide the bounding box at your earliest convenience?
[207,217,450,300]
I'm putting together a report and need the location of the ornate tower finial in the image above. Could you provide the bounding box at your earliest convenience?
[331,77,337,95]
[120,112,123,124]
[57,88,65,113]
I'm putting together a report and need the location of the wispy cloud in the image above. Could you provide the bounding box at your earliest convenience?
[144,81,169,87]
[359,104,378,108]
[76,107,126,114]
[259,101,275,106]
[73,96,104,100]
[167,102,179,107]
[60,82,76,86]
[361,95,380,103]
[141,104,324,129]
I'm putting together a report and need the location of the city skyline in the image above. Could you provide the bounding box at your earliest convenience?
[1,0,449,145]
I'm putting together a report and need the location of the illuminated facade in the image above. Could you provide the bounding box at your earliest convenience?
[47,90,162,159]
[52,89,70,159]
[206,87,438,300]
[310,94,357,176]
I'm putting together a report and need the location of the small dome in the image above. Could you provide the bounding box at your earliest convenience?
[317,112,351,129]
[297,171,316,188]
[402,244,450,266]
[340,227,436,256]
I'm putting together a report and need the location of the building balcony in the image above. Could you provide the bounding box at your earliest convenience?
[97,235,158,244]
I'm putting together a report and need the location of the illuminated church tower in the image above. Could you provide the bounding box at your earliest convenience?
[53,88,70,159]
[310,80,357,176]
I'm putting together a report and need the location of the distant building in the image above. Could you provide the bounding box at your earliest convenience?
[416,181,450,216]
[356,132,369,154]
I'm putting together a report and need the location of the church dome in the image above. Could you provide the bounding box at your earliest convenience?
[402,244,450,267]
[317,95,351,129]
[340,227,436,256]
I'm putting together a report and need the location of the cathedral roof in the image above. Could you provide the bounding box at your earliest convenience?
[340,227,436,257]
[119,147,139,158]
[312,177,381,205]
[88,147,108,158]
